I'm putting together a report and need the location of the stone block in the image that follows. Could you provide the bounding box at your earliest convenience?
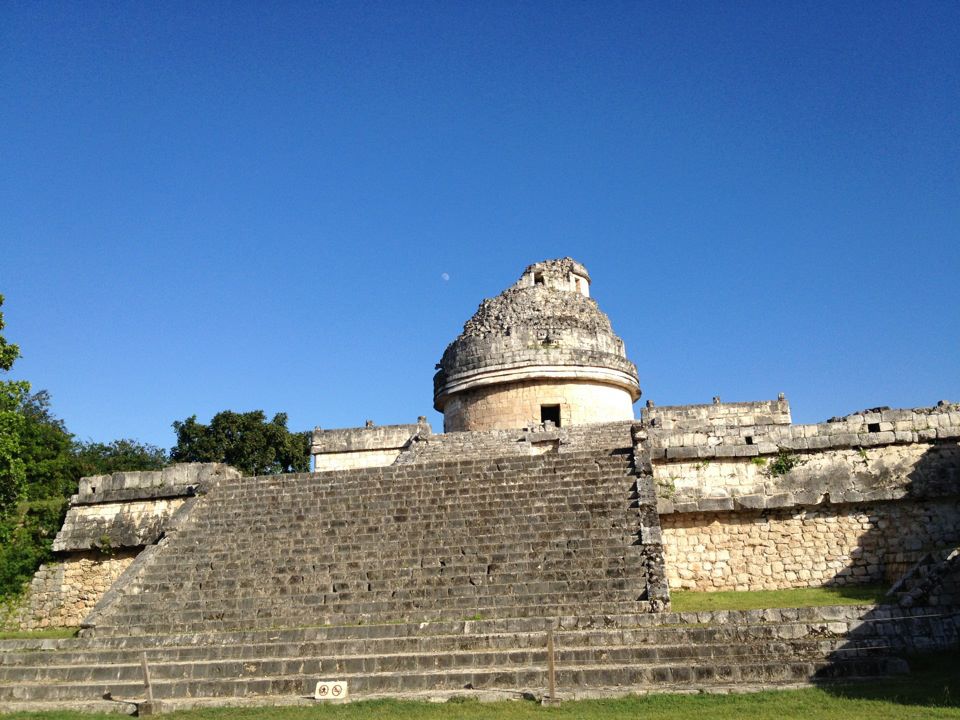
[765,493,795,508]
[792,489,822,506]
[696,498,735,512]
[734,494,766,509]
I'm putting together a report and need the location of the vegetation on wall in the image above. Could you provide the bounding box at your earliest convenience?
[767,449,805,477]
[0,383,169,599]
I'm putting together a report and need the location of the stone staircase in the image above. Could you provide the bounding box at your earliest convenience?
[394,421,635,465]
[4,447,956,712]
[3,604,954,712]
[82,449,665,637]
[887,547,960,607]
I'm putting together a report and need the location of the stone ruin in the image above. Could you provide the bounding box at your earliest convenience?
[1,258,958,712]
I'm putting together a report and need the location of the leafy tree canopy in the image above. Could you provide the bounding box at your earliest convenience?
[0,294,28,521]
[0,294,19,372]
[171,410,310,476]
[73,438,168,478]
[0,295,172,598]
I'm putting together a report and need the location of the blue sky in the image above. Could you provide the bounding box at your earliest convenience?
[2,1,958,449]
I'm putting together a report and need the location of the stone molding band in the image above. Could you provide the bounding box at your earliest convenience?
[434,363,641,409]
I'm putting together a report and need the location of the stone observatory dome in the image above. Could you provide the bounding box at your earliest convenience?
[433,257,641,432]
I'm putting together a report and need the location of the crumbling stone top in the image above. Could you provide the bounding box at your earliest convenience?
[434,258,639,405]
[75,463,240,505]
[642,398,792,431]
[454,258,607,341]
[827,402,959,423]
[311,421,432,455]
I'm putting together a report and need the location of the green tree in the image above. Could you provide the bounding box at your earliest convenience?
[171,410,310,476]
[0,294,19,373]
[0,295,172,599]
[0,393,172,599]
[73,438,168,478]
[0,294,29,531]
[18,391,77,502]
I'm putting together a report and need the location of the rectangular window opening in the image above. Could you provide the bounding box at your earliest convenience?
[868,422,881,433]
[540,404,561,427]
[745,436,753,445]
[534,272,544,285]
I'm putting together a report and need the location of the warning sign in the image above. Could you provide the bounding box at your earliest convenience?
[315,680,349,703]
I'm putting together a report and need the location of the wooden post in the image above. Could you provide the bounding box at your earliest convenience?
[140,651,154,703]
[546,626,556,703]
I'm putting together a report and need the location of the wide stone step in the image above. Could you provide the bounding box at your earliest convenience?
[0,657,906,703]
[144,533,642,560]
[91,603,658,636]
[125,585,643,609]
[77,604,926,645]
[136,559,645,586]
[0,626,900,670]
[159,517,641,543]
[131,562,645,591]
[0,636,895,683]
[119,565,648,597]
[187,506,637,530]
[198,487,635,513]
[208,463,634,498]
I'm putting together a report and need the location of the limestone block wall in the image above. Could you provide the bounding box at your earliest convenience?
[7,463,239,630]
[652,442,957,514]
[7,551,137,630]
[314,448,405,472]
[644,403,960,593]
[642,398,792,431]
[662,500,960,591]
[443,379,635,432]
[647,404,960,461]
[53,498,186,551]
[78,462,234,501]
[311,422,431,472]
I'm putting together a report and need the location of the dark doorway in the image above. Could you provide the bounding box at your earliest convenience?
[541,404,561,427]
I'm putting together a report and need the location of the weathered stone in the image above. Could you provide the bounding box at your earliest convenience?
[433,259,639,432]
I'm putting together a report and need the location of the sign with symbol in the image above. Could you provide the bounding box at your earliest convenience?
[315,680,349,703]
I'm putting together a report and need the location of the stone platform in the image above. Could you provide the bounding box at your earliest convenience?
[2,604,956,712]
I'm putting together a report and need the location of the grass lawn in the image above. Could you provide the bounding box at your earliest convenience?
[0,627,78,640]
[2,651,957,720]
[670,584,888,612]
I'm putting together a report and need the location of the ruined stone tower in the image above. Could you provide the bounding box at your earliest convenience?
[433,258,641,432]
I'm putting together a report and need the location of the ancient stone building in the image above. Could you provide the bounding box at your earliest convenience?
[2,257,958,712]
[433,258,640,432]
